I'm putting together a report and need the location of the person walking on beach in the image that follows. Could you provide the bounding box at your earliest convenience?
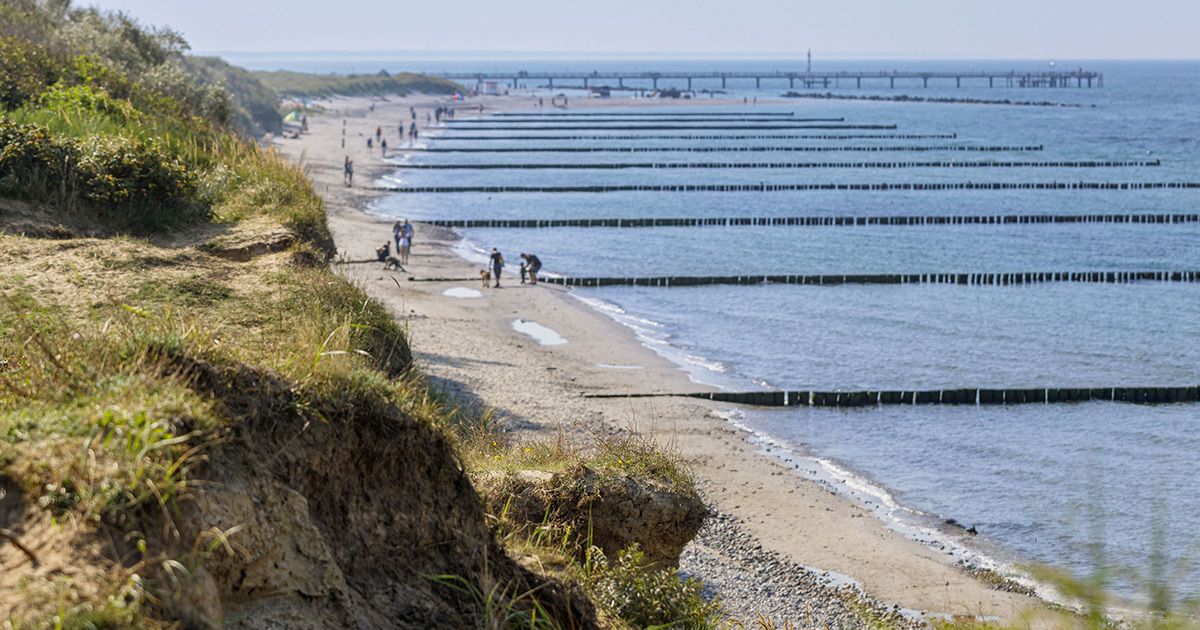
[381,138,388,157]
[392,221,403,251]
[520,253,542,285]
[489,248,504,288]
[409,122,418,142]
[397,230,411,264]
[367,137,373,149]
[402,220,414,250]
[344,157,354,187]
[375,126,382,142]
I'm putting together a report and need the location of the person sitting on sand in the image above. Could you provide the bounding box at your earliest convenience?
[520,253,542,285]
[489,248,504,288]
[375,241,390,262]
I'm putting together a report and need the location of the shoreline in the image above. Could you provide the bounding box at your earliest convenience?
[274,93,1058,624]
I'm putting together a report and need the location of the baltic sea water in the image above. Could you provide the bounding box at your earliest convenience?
[235,53,1200,600]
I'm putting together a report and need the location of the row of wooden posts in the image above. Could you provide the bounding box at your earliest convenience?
[377,181,1200,194]
[438,133,959,141]
[445,124,900,132]
[584,386,1200,407]
[447,117,845,124]
[423,212,1200,228]
[412,144,1043,154]
[393,159,1161,170]
[539,270,1200,288]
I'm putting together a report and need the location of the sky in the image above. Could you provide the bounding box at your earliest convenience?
[84,0,1198,60]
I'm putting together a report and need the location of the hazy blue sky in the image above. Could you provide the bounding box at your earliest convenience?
[85,0,1197,59]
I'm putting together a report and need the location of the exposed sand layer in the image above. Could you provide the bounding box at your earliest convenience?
[274,93,1056,624]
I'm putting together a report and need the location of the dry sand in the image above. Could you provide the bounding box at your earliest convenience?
[274,93,1056,624]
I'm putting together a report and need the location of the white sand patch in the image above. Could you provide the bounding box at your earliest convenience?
[511,319,567,346]
[443,287,483,299]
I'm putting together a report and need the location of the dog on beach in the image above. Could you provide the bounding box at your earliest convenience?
[480,269,491,288]
[383,256,405,271]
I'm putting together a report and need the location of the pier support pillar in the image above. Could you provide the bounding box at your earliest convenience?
[652,77,658,89]
[857,77,861,88]
[756,77,761,89]
[789,77,794,88]
[687,77,692,91]
[618,77,623,87]
[956,76,961,88]
[923,76,928,88]
[989,77,993,88]
[721,76,726,89]
[890,77,895,89]
[583,77,588,88]
[547,77,553,87]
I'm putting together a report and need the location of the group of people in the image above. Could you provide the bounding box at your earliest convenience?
[487,248,541,288]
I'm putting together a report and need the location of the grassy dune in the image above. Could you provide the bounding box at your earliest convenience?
[0,3,718,628]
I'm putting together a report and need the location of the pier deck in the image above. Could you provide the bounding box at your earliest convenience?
[440,69,1104,91]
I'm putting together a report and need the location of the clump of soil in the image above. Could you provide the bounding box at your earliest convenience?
[478,466,708,569]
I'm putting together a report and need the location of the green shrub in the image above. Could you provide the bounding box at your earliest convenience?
[0,35,63,109]
[0,119,204,229]
[586,545,720,629]
[36,82,141,127]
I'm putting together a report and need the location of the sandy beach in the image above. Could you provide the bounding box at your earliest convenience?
[273,93,1055,624]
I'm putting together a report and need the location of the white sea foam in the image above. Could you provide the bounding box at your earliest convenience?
[712,408,1063,608]
[511,319,567,346]
[443,287,483,299]
[596,363,644,370]
[566,291,736,388]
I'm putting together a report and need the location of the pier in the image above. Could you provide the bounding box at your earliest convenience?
[441,69,1104,91]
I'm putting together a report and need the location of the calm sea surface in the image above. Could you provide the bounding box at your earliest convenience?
[257,55,1200,600]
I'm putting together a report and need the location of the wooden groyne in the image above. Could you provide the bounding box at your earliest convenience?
[539,271,1200,288]
[436,133,958,141]
[448,117,846,124]
[423,212,1200,229]
[392,159,1159,171]
[374,181,1200,194]
[441,124,899,131]
[494,111,798,117]
[583,386,1200,407]
[410,144,1042,154]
